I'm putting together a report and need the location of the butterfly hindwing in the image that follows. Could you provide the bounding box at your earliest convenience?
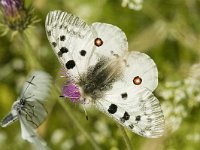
[104,51,158,99]
[19,115,49,150]
[45,10,97,79]
[123,51,158,91]
[96,87,164,138]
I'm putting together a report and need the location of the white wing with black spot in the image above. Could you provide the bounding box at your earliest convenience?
[45,10,97,79]
[20,71,52,102]
[45,11,130,80]
[96,87,164,138]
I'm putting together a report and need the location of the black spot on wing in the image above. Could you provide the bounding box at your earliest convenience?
[135,115,141,121]
[65,60,75,69]
[129,124,134,129]
[58,47,68,57]
[80,50,86,56]
[120,111,130,123]
[121,93,128,99]
[108,104,117,114]
[52,42,57,47]
[47,31,51,36]
[60,35,66,41]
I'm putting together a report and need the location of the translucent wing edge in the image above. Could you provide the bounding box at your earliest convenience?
[19,116,50,150]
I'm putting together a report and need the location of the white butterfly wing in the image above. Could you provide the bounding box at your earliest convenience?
[18,98,49,149]
[20,71,52,102]
[45,10,97,79]
[19,115,50,150]
[96,87,164,138]
[122,51,158,91]
[89,23,128,63]
[19,99,48,129]
[90,23,157,91]
[93,51,162,137]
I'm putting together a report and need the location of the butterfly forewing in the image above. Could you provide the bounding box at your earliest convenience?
[19,100,48,129]
[88,23,128,65]
[45,10,98,79]
[20,71,52,102]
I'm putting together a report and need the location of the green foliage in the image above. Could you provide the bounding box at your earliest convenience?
[0,0,200,149]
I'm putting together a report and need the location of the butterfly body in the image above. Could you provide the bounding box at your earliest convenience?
[78,56,124,101]
[46,10,165,138]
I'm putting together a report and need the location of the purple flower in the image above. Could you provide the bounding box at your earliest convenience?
[1,0,24,18]
[62,82,81,102]
[0,0,35,31]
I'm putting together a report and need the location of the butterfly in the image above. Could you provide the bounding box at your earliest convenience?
[45,10,165,138]
[1,71,51,150]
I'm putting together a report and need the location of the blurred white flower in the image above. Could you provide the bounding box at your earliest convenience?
[61,139,74,150]
[159,63,200,133]
[51,129,65,144]
[121,0,143,11]
[174,89,186,103]
[186,133,200,142]
[76,134,86,145]
[0,131,7,144]
[94,120,111,137]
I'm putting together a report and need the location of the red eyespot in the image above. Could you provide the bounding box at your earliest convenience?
[94,38,103,47]
[133,76,142,85]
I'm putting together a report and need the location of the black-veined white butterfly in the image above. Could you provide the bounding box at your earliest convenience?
[1,71,51,150]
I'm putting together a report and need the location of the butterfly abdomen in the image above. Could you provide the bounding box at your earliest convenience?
[78,57,123,100]
[1,112,18,127]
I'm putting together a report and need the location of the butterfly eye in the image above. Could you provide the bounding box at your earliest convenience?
[94,38,103,47]
[133,76,142,85]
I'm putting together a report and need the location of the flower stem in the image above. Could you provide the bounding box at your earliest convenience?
[118,124,133,150]
[54,87,101,150]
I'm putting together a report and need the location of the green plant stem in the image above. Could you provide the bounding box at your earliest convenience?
[57,95,102,150]
[118,124,133,150]
[54,86,101,150]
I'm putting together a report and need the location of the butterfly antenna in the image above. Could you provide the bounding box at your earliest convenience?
[82,105,88,120]
[21,76,35,99]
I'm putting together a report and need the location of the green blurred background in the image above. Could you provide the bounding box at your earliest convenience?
[0,0,200,149]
